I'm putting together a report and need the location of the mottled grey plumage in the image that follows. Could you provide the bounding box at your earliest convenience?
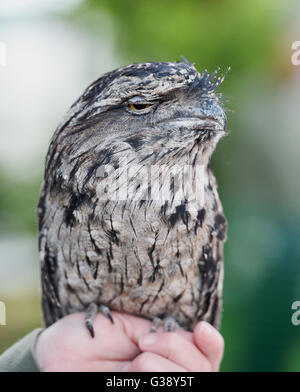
[38,60,227,335]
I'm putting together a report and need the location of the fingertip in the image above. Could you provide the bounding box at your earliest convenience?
[194,321,224,363]
[138,332,158,349]
[112,311,153,345]
[195,321,223,342]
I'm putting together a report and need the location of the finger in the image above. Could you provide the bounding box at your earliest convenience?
[138,331,212,372]
[110,311,154,344]
[123,352,187,372]
[100,311,194,345]
[35,313,140,370]
[193,322,224,371]
[83,312,141,360]
[45,359,128,372]
[91,311,158,360]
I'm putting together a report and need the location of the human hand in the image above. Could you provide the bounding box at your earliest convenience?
[34,311,224,372]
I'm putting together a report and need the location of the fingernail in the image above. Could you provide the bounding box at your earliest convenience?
[140,333,158,346]
[198,321,214,339]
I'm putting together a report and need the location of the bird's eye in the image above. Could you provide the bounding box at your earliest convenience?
[128,103,152,110]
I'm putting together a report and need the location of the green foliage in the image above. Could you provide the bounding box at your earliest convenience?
[88,0,286,79]
[0,171,40,235]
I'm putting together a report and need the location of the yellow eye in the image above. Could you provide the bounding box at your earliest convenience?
[128,103,152,110]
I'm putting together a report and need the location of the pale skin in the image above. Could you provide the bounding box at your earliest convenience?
[35,311,224,372]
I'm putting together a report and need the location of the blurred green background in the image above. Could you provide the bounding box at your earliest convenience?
[0,0,300,371]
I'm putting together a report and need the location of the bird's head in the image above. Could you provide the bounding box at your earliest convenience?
[45,60,227,196]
